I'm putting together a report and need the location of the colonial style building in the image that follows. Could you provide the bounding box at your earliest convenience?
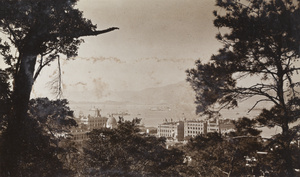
[207,119,219,133]
[70,109,117,146]
[157,120,184,141]
[184,120,206,138]
[157,118,235,141]
[106,115,118,129]
[79,108,108,130]
[71,130,89,147]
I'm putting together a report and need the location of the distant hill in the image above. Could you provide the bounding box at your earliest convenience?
[69,81,198,120]
[113,81,195,105]
[69,81,196,106]
[70,80,290,120]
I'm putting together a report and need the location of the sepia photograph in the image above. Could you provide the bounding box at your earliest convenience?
[0,0,299,176]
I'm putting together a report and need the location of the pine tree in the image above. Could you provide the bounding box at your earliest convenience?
[187,0,300,176]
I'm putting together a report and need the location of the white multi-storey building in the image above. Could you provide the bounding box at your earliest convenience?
[157,118,235,141]
[207,119,219,133]
[157,121,184,141]
[184,120,206,138]
[78,109,108,130]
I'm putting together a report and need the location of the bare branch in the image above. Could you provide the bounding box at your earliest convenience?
[232,87,280,106]
[87,27,119,36]
[56,56,62,99]
[45,55,63,99]
[5,24,19,47]
[63,27,119,39]
[215,167,230,176]
[248,99,272,113]
[33,54,57,82]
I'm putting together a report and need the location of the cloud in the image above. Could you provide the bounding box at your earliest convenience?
[91,57,124,63]
[135,57,196,63]
[66,82,88,93]
[68,56,125,63]
[74,82,87,86]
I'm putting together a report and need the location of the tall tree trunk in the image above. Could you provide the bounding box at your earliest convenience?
[277,68,295,176]
[281,120,294,176]
[4,53,37,176]
[284,145,295,177]
[12,53,37,121]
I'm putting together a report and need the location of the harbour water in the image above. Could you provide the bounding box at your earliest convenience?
[70,102,197,127]
[69,102,283,138]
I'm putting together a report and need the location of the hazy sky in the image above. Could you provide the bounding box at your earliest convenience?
[2,0,224,102]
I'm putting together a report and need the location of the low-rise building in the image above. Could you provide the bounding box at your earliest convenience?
[78,109,108,130]
[106,115,118,129]
[184,120,206,138]
[158,118,235,141]
[157,120,184,141]
[71,130,89,147]
[70,109,113,146]
[207,119,219,133]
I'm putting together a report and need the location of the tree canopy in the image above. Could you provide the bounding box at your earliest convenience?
[184,118,264,176]
[186,0,300,176]
[0,98,77,176]
[83,119,186,177]
[187,0,300,117]
[0,0,118,176]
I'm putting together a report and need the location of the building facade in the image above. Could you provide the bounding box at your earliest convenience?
[78,109,108,130]
[106,115,118,129]
[158,118,235,141]
[71,130,89,146]
[71,109,111,146]
[184,120,207,138]
[207,119,219,133]
[157,121,184,141]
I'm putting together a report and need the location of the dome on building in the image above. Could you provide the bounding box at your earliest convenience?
[106,115,117,129]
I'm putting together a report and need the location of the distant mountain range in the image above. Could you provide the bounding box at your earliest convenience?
[70,81,196,106]
[70,80,296,119]
[69,80,274,119]
[69,81,198,120]
[110,81,196,105]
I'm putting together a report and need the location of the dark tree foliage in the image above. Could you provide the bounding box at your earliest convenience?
[260,132,300,176]
[186,0,300,176]
[184,118,264,176]
[232,117,261,137]
[0,69,11,131]
[0,0,118,175]
[83,119,186,177]
[0,98,77,176]
[184,133,225,176]
[28,98,77,135]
